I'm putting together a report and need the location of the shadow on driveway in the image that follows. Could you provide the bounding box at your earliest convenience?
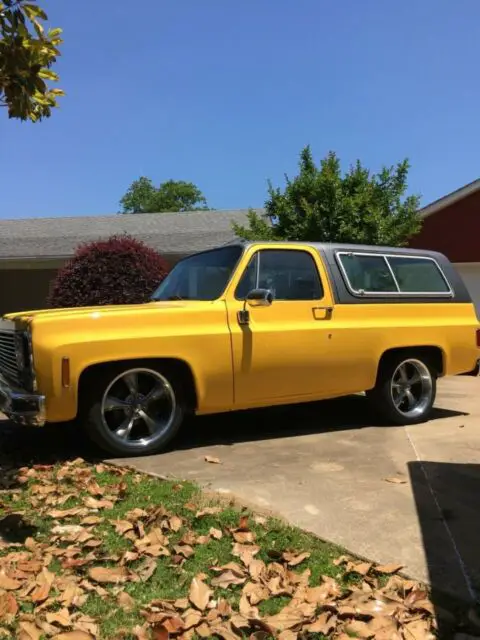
[0,394,465,471]
[177,395,465,450]
[409,461,480,638]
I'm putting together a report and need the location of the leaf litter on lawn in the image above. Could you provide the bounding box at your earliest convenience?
[0,458,442,639]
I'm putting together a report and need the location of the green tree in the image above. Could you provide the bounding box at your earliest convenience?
[0,0,63,121]
[120,177,210,213]
[234,146,422,246]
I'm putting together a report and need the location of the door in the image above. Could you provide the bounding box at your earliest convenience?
[225,246,336,406]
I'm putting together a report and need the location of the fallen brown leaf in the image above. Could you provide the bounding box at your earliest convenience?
[183,610,202,630]
[86,480,104,496]
[30,567,55,603]
[195,507,222,518]
[137,557,157,582]
[173,544,194,559]
[18,621,42,640]
[375,563,404,574]
[0,592,17,622]
[51,633,94,640]
[0,572,21,590]
[204,456,221,464]
[132,624,151,640]
[306,612,337,635]
[151,625,169,640]
[239,592,259,619]
[265,608,305,631]
[58,582,86,608]
[209,527,223,540]
[211,569,246,589]
[71,613,99,637]
[84,496,115,510]
[189,575,212,611]
[403,619,435,640]
[49,507,88,519]
[111,519,135,535]
[384,477,407,485]
[243,580,269,605]
[117,590,136,612]
[232,530,255,544]
[196,622,212,638]
[88,566,129,584]
[345,619,372,639]
[346,561,372,576]
[232,542,260,566]
[169,516,183,532]
[80,516,103,526]
[282,551,311,567]
[46,608,71,627]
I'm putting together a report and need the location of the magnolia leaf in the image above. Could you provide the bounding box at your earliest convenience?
[88,566,129,584]
[189,575,212,611]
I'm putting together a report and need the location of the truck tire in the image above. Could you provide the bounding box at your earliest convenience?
[367,353,437,425]
[81,364,185,457]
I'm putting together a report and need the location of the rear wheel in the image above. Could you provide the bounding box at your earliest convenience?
[82,365,185,456]
[367,354,437,425]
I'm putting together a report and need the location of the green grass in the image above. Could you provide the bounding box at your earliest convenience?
[0,462,384,639]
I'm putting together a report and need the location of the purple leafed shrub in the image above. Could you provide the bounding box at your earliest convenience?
[48,235,170,308]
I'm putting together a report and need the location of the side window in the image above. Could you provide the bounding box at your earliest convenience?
[387,256,450,293]
[338,254,397,293]
[236,250,323,300]
[235,254,258,300]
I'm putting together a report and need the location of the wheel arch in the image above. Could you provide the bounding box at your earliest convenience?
[375,345,445,385]
[77,357,199,416]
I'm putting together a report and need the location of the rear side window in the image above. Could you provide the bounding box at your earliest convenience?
[388,256,450,293]
[337,254,397,293]
[337,252,452,296]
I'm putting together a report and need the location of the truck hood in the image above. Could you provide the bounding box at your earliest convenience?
[4,301,190,323]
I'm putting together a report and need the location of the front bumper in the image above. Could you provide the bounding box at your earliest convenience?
[0,374,45,426]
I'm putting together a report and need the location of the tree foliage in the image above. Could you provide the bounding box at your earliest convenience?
[48,235,170,308]
[120,177,210,213]
[0,0,63,121]
[234,146,422,247]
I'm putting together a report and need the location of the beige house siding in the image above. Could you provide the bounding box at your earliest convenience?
[0,266,61,315]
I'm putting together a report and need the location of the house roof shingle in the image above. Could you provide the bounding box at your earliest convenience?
[0,209,258,260]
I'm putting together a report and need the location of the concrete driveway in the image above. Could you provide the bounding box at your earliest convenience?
[113,376,480,603]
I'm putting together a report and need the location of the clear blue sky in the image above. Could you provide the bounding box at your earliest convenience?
[1,0,479,219]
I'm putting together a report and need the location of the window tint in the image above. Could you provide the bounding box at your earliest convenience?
[337,252,452,296]
[236,250,323,300]
[338,254,397,293]
[152,245,243,301]
[388,256,450,293]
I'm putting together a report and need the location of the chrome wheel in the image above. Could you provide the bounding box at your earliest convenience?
[390,359,433,419]
[100,368,176,449]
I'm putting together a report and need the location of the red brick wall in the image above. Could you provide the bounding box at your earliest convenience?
[409,189,480,262]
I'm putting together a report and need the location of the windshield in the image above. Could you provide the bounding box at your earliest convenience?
[152,245,244,301]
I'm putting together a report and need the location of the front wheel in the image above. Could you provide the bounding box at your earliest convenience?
[82,365,185,457]
[367,355,437,425]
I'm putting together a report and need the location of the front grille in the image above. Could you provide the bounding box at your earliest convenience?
[0,330,21,386]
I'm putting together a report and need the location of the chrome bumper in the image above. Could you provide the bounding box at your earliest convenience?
[0,374,45,426]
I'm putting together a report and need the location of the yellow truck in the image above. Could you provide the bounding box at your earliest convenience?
[0,241,478,456]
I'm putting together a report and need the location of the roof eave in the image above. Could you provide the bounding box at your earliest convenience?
[419,178,480,219]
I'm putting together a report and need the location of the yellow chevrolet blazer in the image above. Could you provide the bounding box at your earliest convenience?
[0,242,479,456]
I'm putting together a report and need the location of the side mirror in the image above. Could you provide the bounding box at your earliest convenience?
[246,288,274,307]
[238,289,273,325]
